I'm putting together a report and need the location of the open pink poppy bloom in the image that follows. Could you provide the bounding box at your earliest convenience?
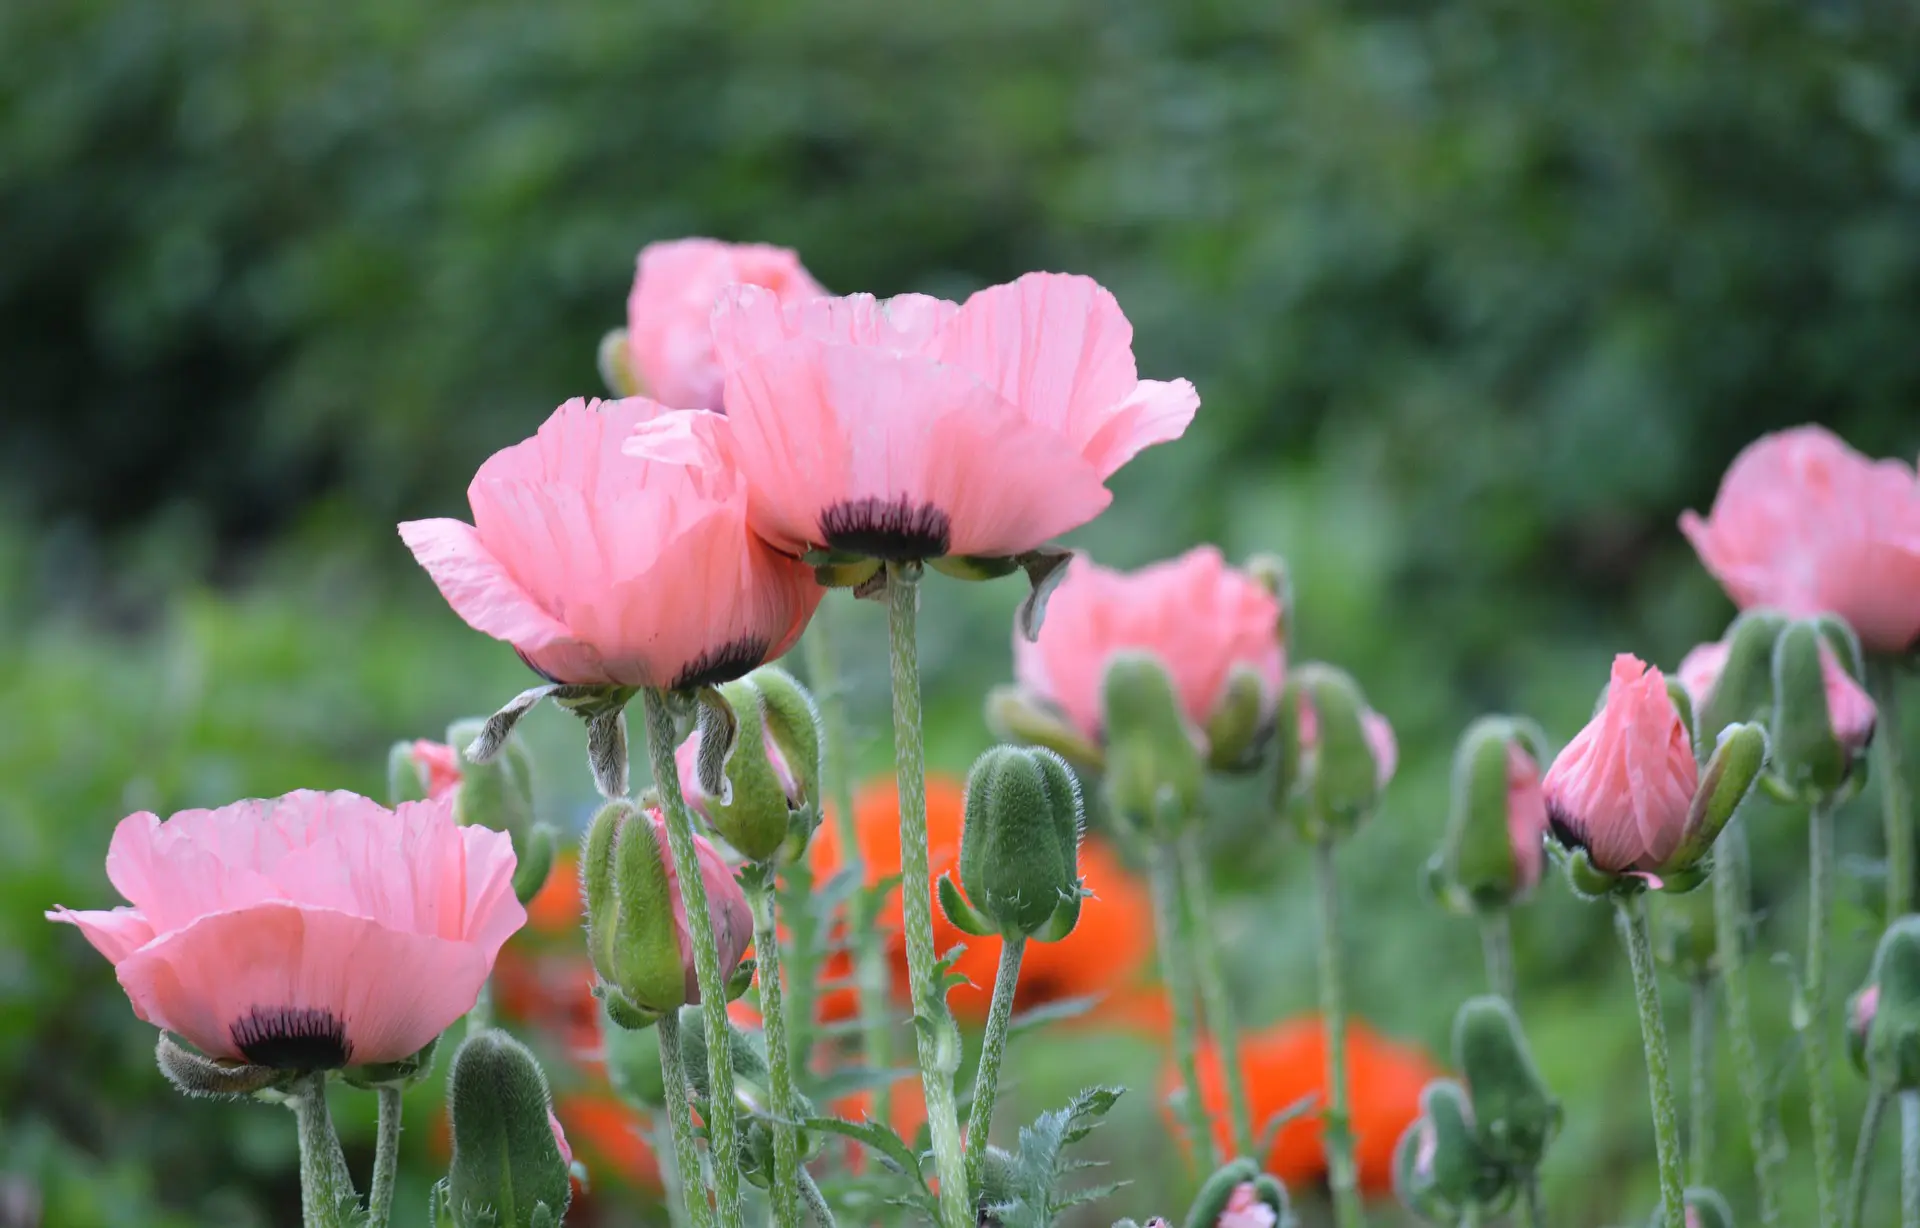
[1678,636,1876,753]
[706,271,1199,561]
[1544,655,1700,874]
[47,790,525,1070]
[1681,425,1920,653]
[1505,744,1549,896]
[1011,546,1283,752]
[400,398,821,691]
[626,239,826,411]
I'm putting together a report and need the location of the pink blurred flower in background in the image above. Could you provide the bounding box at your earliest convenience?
[409,740,463,801]
[400,397,821,691]
[1678,636,1875,753]
[47,790,525,1069]
[626,239,826,411]
[1681,425,1920,653]
[1543,654,1698,875]
[1012,546,1283,750]
[705,271,1199,561]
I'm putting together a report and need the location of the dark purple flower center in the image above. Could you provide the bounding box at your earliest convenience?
[820,496,952,561]
[671,635,772,691]
[231,1006,352,1070]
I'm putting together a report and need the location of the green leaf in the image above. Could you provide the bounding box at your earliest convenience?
[802,1116,928,1189]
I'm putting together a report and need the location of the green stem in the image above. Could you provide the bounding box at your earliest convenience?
[1314,836,1365,1228]
[1179,829,1255,1159]
[1519,1170,1546,1228]
[1149,840,1216,1168]
[1807,797,1843,1228]
[652,1116,691,1228]
[1715,818,1781,1225]
[1616,895,1687,1228]
[289,1073,356,1228]
[781,858,819,1075]
[799,1165,838,1228]
[884,563,972,1228]
[656,1011,715,1228]
[1904,1090,1920,1228]
[964,935,1026,1194]
[1848,1083,1890,1228]
[367,1086,402,1228]
[806,603,894,1123]
[642,688,746,1228]
[1480,910,1516,1004]
[747,875,804,1228]
[1872,659,1911,921]
[1689,975,1715,1189]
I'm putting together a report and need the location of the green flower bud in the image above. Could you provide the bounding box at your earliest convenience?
[600,1004,665,1109]
[1646,1187,1733,1228]
[946,746,1085,941]
[1453,996,1559,1171]
[1102,652,1203,832]
[1693,611,1787,751]
[986,684,1106,769]
[672,1005,779,1118]
[448,718,537,843]
[1205,665,1273,773]
[446,1029,571,1228]
[598,328,640,397]
[1433,717,1550,914]
[1660,721,1769,883]
[1770,618,1876,803]
[682,669,823,864]
[1183,1158,1257,1228]
[1393,1080,1507,1222]
[1861,916,1920,1091]
[1279,664,1394,842]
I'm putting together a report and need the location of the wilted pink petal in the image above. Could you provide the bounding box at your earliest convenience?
[1543,655,1698,874]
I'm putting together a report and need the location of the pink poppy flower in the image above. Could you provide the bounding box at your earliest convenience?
[1011,546,1283,751]
[626,239,826,411]
[1216,1183,1277,1228]
[1543,655,1700,874]
[1299,693,1399,790]
[47,790,525,1069]
[1678,636,1876,753]
[706,271,1199,560]
[1505,744,1549,896]
[400,398,821,691]
[410,740,463,801]
[1680,425,1920,653]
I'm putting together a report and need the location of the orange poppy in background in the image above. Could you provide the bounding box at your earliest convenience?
[809,775,1154,1024]
[527,848,584,935]
[1168,1015,1442,1196]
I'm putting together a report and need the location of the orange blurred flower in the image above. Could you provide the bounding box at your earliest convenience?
[1167,1016,1442,1196]
[527,848,584,936]
[810,775,1154,1024]
[556,1090,659,1186]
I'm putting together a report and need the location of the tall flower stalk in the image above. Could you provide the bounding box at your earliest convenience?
[1688,975,1715,1189]
[1718,822,1782,1224]
[366,1086,403,1228]
[1618,896,1688,1227]
[290,1074,356,1228]
[1806,797,1843,1227]
[1873,659,1912,921]
[1150,847,1216,1167]
[1180,829,1255,1158]
[964,935,1027,1192]
[1314,836,1365,1228]
[745,873,805,1228]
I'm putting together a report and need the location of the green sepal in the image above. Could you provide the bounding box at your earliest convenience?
[959,745,1085,939]
[1182,1157,1258,1228]
[697,677,789,862]
[726,957,758,1003]
[581,802,624,988]
[1769,620,1849,800]
[1101,652,1202,834]
[446,1029,572,1228]
[929,554,1020,581]
[985,685,1105,769]
[1864,916,1920,1091]
[596,984,662,1033]
[597,328,639,397]
[1664,721,1767,876]
[937,872,1000,937]
[1284,664,1385,842]
[511,823,557,906]
[1250,1174,1292,1228]
[1559,843,1638,901]
[1205,665,1273,773]
[752,667,825,849]
[1437,716,1526,914]
[155,1033,295,1100]
[1015,546,1074,642]
[1664,678,1696,749]
[1032,885,1086,943]
[692,685,740,802]
[592,802,689,1017]
[550,685,640,800]
[345,1035,441,1091]
[1695,611,1788,754]
[1453,996,1560,1171]
[1392,1079,1508,1218]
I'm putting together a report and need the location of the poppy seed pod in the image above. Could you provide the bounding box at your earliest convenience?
[677,667,824,864]
[1278,664,1394,842]
[446,1029,572,1228]
[1101,652,1204,830]
[1431,717,1550,914]
[1769,618,1876,802]
[1858,917,1920,1091]
[1453,996,1559,1171]
[1393,1080,1508,1222]
[941,746,1085,942]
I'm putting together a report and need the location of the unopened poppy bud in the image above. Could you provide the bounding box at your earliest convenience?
[1683,610,1787,750]
[1432,717,1550,914]
[1393,1080,1505,1222]
[1279,664,1394,842]
[1205,665,1273,773]
[599,1004,666,1109]
[1186,1162,1291,1228]
[1102,652,1203,830]
[1183,1159,1255,1228]
[1769,619,1875,801]
[446,1029,572,1228]
[1847,984,1876,1077]
[1645,1187,1733,1228]
[986,685,1106,769]
[389,739,462,805]
[434,718,552,903]
[677,669,822,864]
[942,746,1085,942]
[1453,996,1559,1171]
[1860,917,1920,1091]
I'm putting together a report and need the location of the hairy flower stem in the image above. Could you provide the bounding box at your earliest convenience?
[1848,1083,1890,1228]
[1872,659,1912,921]
[1905,1091,1920,1228]
[1179,829,1255,1159]
[643,688,746,1228]
[964,935,1026,1195]
[746,876,804,1228]
[1716,818,1781,1224]
[884,564,972,1228]
[799,1166,838,1228]
[1807,797,1843,1228]
[656,1011,715,1228]
[1689,976,1715,1189]
[1150,843,1216,1169]
[652,1117,691,1228]
[289,1073,356,1228]
[1480,910,1516,1004]
[1315,836,1365,1228]
[366,1086,402,1228]
[803,610,894,1113]
[780,858,819,1073]
[1617,895,1687,1228]
[1519,1171,1546,1228]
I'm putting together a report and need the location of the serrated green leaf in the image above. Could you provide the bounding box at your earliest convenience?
[802,1116,927,1189]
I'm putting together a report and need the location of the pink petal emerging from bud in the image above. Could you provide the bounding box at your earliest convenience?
[1543,655,1699,874]
[1217,1183,1277,1228]
[626,238,827,411]
[1675,640,1730,712]
[1854,982,1881,1035]
[1506,745,1549,896]
[1012,547,1283,747]
[644,808,753,1005]
[401,398,821,690]
[549,1109,574,1168]
[709,272,1198,561]
[1297,698,1398,790]
[410,740,463,802]
[47,791,525,1068]
[674,724,803,818]
[1818,641,1877,755]
[1680,425,1920,654]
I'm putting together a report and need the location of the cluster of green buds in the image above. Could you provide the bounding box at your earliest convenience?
[939,745,1088,943]
[389,718,557,905]
[1395,997,1559,1223]
[677,666,824,866]
[438,1029,573,1228]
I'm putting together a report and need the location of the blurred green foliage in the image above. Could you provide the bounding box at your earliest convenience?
[4,0,1920,1224]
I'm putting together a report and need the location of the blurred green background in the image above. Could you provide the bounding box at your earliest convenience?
[4,0,1919,1224]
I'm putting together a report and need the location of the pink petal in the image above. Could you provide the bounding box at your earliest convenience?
[1819,641,1878,754]
[1505,746,1548,895]
[1675,641,1730,712]
[46,905,155,963]
[1543,655,1698,873]
[1077,379,1201,479]
[397,518,581,657]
